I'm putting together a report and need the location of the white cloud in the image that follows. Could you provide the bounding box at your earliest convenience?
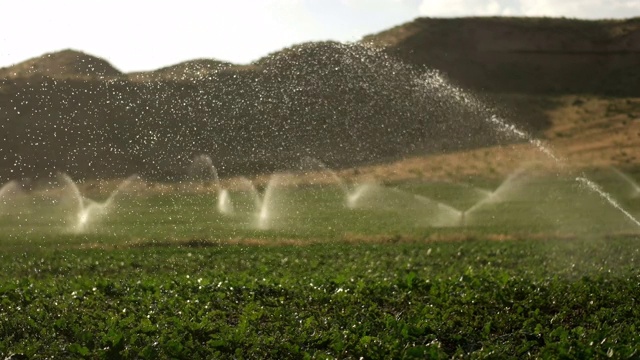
[418,0,640,18]
[0,0,321,71]
[519,0,640,18]
[418,0,515,17]
[340,0,416,7]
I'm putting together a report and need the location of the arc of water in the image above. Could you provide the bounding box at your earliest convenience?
[103,174,139,207]
[257,175,284,230]
[189,154,220,186]
[234,176,277,229]
[577,177,640,227]
[302,157,356,208]
[0,180,21,201]
[59,173,86,218]
[347,183,463,227]
[0,180,22,215]
[610,167,640,198]
[419,71,640,228]
[210,166,220,187]
[408,191,463,227]
[346,183,377,209]
[301,157,381,208]
[233,174,293,230]
[217,189,234,215]
[58,173,139,232]
[473,187,493,198]
[188,155,237,216]
[238,177,263,210]
[456,182,492,198]
[300,157,351,195]
[490,112,640,226]
[462,165,533,226]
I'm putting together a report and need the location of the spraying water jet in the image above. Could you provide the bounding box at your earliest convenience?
[609,167,640,198]
[58,173,139,233]
[300,157,383,209]
[417,71,640,228]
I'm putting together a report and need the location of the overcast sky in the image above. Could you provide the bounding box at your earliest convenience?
[1,0,638,72]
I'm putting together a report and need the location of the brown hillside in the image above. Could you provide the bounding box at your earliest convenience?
[128,59,235,81]
[0,49,122,79]
[363,17,640,96]
[0,43,519,181]
[0,18,639,182]
[330,96,640,183]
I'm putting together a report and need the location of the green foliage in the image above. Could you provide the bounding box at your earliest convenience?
[1,237,639,358]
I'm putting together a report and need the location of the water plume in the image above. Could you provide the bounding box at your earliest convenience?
[0,180,22,215]
[0,180,21,202]
[300,157,377,209]
[58,173,139,233]
[255,174,292,230]
[416,70,640,228]
[187,154,234,216]
[576,177,640,228]
[609,167,640,198]
[187,154,220,184]
[226,175,290,230]
[217,189,234,215]
[462,165,534,226]
[347,182,462,227]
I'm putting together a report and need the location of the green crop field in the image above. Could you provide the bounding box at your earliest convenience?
[1,171,640,358]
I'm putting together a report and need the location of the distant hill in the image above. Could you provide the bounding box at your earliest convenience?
[128,59,235,81]
[0,49,122,78]
[0,42,509,181]
[0,18,638,182]
[363,17,640,96]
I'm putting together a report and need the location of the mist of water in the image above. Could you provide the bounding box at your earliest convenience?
[462,165,533,225]
[0,180,21,202]
[188,154,220,184]
[59,173,139,233]
[217,189,233,215]
[415,70,640,228]
[300,157,359,207]
[576,176,640,228]
[610,167,640,198]
[257,175,287,230]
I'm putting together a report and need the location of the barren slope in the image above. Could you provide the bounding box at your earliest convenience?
[364,17,640,96]
[1,18,639,182]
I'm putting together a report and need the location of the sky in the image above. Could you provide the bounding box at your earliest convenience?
[1,0,639,72]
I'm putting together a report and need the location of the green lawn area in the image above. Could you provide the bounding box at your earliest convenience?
[2,169,640,246]
[1,172,640,358]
